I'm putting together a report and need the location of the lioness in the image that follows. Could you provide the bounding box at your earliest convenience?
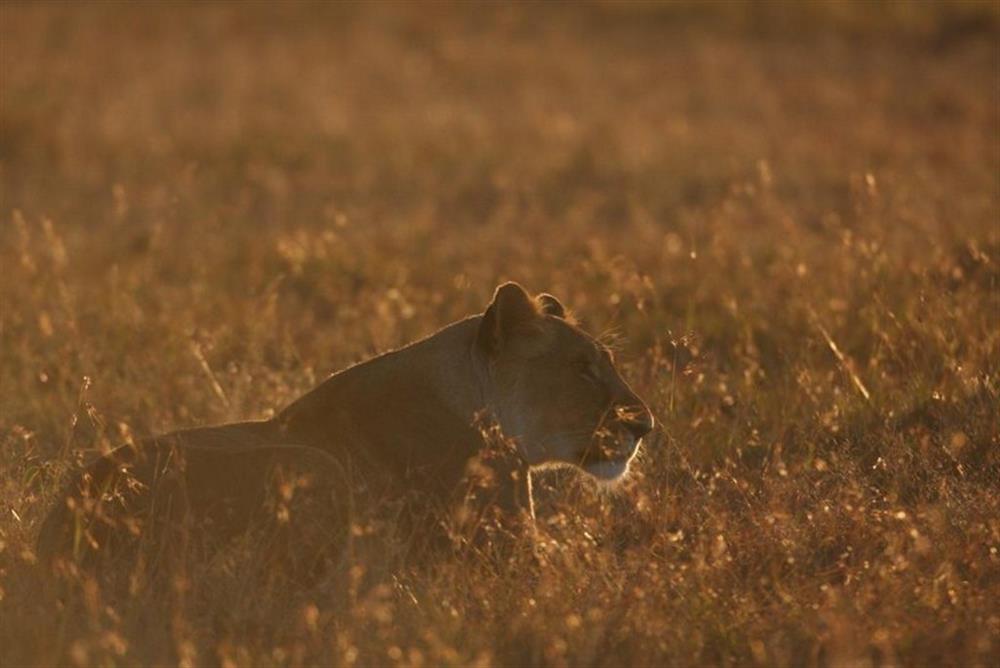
[37,282,654,569]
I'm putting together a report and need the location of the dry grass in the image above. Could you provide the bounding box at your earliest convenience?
[1,2,998,666]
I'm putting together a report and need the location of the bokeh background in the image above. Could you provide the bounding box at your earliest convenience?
[1,2,998,666]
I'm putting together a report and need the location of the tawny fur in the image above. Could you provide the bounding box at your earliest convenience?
[37,283,653,568]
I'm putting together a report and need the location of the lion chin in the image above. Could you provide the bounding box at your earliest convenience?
[584,458,633,482]
[579,435,641,482]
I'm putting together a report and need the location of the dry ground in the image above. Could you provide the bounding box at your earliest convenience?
[1,2,998,666]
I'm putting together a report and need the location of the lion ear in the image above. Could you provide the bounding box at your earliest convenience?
[477,282,540,355]
[536,293,565,318]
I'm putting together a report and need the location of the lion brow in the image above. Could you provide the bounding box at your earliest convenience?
[596,327,625,352]
[594,341,616,362]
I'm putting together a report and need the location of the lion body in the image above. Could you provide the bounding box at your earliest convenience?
[37,284,653,570]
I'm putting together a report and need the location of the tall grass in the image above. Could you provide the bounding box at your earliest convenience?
[1,2,998,666]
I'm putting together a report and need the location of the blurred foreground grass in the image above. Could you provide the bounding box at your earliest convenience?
[1,2,998,666]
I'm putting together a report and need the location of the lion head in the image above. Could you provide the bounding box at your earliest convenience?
[476,282,655,481]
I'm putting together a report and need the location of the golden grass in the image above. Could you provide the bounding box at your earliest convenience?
[1,2,998,666]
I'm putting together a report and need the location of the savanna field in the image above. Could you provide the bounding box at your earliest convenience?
[1,2,998,666]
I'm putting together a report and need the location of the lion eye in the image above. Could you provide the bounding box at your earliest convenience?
[576,358,599,381]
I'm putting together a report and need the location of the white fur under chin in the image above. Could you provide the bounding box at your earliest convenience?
[584,458,632,482]
[583,436,640,483]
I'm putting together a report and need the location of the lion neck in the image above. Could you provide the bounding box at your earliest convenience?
[275,316,498,484]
